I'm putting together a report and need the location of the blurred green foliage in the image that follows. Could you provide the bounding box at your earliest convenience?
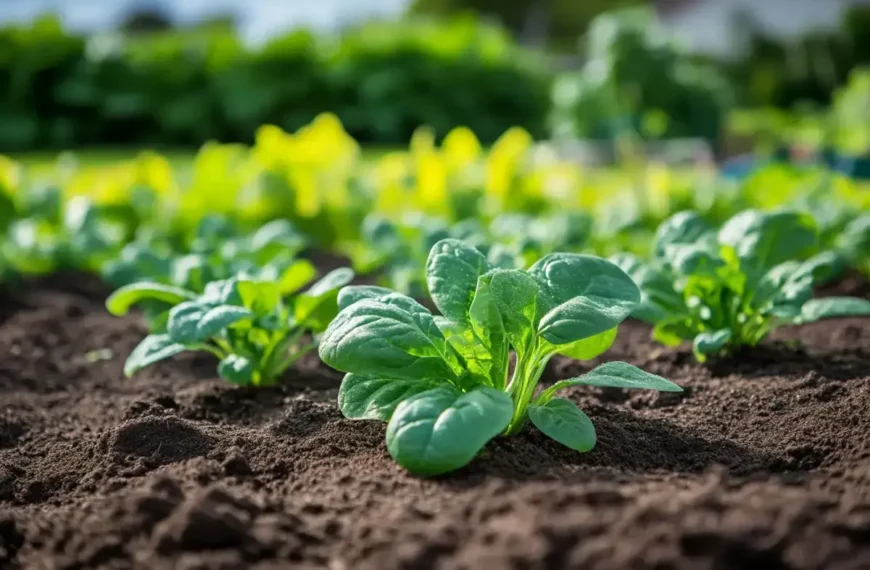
[549,8,732,143]
[408,0,644,51]
[0,15,551,151]
[731,6,870,109]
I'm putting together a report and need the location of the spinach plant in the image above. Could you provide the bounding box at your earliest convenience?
[102,216,310,292]
[107,267,353,386]
[613,209,870,360]
[319,239,681,476]
[836,213,870,277]
[2,189,135,276]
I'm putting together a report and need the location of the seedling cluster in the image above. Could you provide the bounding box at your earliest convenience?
[2,115,869,476]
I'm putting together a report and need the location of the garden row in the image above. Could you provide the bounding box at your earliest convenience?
[1,115,869,476]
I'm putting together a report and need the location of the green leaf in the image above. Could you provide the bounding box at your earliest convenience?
[124,334,186,376]
[218,355,257,385]
[536,361,682,404]
[653,211,712,258]
[718,210,817,270]
[236,280,281,315]
[337,285,394,310]
[338,373,444,421]
[106,282,196,316]
[426,239,490,323]
[172,254,215,292]
[319,299,460,381]
[797,297,870,324]
[528,398,596,452]
[201,278,242,306]
[277,259,316,295]
[556,327,618,360]
[663,243,723,276]
[167,302,252,344]
[528,254,640,345]
[692,329,733,358]
[488,269,550,354]
[294,268,355,332]
[385,386,513,476]
[306,267,355,297]
[465,273,509,388]
[798,251,843,285]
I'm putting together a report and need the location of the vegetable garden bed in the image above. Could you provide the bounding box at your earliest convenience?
[1,273,868,570]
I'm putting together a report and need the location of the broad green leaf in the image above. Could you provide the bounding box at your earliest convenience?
[798,251,843,285]
[753,261,808,308]
[536,361,682,404]
[528,399,596,452]
[426,239,490,323]
[124,334,186,376]
[319,299,460,381]
[306,267,354,297]
[489,269,550,354]
[237,280,281,314]
[201,278,242,306]
[797,297,870,324]
[172,254,215,292]
[653,211,712,258]
[465,274,509,389]
[338,373,444,421]
[337,285,394,310]
[385,386,513,476]
[197,305,253,338]
[294,268,355,332]
[556,327,618,360]
[692,328,732,357]
[167,302,251,344]
[529,254,640,345]
[106,282,196,316]
[218,355,257,385]
[250,219,304,258]
[663,243,723,276]
[718,210,817,269]
[277,259,316,295]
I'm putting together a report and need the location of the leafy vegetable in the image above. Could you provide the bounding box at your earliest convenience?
[614,209,870,360]
[107,267,353,385]
[102,216,309,292]
[320,239,681,476]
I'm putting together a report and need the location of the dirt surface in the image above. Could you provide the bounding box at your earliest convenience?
[1,276,869,570]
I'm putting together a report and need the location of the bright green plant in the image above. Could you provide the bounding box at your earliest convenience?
[106,268,353,385]
[614,210,870,360]
[345,214,508,297]
[102,216,309,292]
[836,213,870,277]
[2,188,135,275]
[319,239,681,476]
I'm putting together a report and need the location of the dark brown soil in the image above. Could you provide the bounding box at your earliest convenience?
[1,277,870,570]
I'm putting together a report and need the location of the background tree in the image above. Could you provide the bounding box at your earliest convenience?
[407,0,646,50]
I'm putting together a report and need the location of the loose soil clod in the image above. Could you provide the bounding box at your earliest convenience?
[1,279,869,569]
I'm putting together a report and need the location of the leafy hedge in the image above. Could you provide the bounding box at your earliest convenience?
[0,16,551,151]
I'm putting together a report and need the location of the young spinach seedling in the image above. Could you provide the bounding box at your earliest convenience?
[107,268,353,386]
[319,239,681,476]
[613,209,870,360]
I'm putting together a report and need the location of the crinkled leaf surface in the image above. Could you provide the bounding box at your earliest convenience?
[338,373,445,421]
[386,386,513,476]
[426,239,491,323]
[529,254,640,345]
